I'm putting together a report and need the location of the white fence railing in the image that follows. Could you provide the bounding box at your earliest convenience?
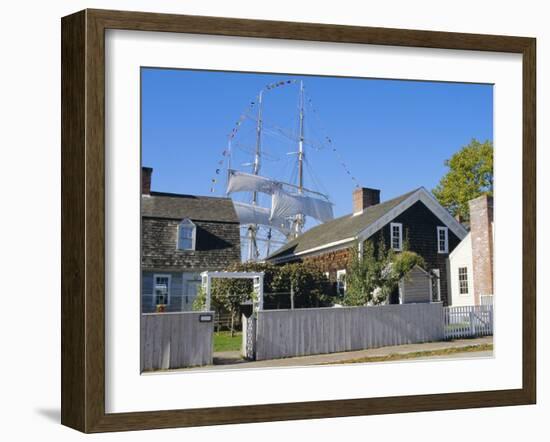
[444,305,493,339]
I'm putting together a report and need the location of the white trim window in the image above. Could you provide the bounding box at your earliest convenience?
[458,267,469,295]
[336,269,346,295]
[153,274,171,306]
[390,222,403,251]
[177,218,196,250]
[437,226,449,254]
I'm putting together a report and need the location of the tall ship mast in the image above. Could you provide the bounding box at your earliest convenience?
[220,79,335,262]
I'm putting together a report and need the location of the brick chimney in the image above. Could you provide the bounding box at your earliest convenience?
[469,194,494,305]
[142,167,153,195]
[353,187,380,214]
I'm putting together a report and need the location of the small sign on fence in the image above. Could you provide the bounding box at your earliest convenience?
[199,314,213,323]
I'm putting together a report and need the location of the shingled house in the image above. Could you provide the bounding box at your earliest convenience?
[141,167,241,313]
[267,187,468,306]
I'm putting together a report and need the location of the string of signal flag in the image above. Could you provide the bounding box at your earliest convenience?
[208,79,360,194]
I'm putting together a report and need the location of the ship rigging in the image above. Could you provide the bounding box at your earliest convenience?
[215,79,344,262]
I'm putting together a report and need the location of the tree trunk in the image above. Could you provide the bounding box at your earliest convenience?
[230,311,235,337]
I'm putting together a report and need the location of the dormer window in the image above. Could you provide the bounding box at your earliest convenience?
[177,219,196,250]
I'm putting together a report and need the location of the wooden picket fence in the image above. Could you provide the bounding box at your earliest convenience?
[444,305,493,339]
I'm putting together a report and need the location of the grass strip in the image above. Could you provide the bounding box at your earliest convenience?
[320,343,493,365]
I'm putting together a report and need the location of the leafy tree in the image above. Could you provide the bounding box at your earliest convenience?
[433,139,493,221]
[345,239,385,306]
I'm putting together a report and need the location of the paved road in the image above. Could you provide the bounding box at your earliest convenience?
[163,336,493,373]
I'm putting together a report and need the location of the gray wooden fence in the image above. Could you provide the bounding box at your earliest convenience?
[141,311,214,371]
[253,303,444,361]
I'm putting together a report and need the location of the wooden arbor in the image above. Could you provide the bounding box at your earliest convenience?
[200,271,265,311]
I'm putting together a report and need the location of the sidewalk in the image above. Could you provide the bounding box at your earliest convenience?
[164,336,493,372]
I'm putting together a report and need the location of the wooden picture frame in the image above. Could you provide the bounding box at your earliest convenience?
[61,9,536,433]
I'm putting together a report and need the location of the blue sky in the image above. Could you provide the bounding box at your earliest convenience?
[141,68,492,219]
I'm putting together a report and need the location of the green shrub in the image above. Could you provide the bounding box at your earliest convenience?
[343,235,425,306]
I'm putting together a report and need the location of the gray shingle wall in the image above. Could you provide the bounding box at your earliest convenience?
[141,218,241,271]
[141,193,241,313]
[379,201,461,306]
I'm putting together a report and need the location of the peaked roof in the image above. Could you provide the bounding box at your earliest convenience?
[267,188,420,260]
[141,191,239,223]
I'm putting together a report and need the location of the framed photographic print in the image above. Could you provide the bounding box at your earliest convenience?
[61,9,536,433]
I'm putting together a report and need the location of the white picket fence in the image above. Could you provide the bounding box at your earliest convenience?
[444,305,493,339]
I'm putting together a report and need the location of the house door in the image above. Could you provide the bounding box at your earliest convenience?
[182,273,201,311]
[182,281,200,311]
[389,285,400,304]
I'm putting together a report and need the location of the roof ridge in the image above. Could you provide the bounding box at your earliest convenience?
[267,187,421,260]
[142,191,238,223]
[148,191,231,200]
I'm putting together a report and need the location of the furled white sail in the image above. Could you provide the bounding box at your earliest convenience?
[271,190,334,223]
[233,201,291,235]
[226,170,279,196]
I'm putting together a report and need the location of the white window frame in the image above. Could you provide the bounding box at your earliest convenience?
[458,266,469,295]
[177,218,196,251]
[437,226,449,254]
[152,274,171,306]
[390,222,403,251]
[336,269,346,295]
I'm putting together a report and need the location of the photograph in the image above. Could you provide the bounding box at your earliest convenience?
[139,68,495,372]
[1,0,543,438]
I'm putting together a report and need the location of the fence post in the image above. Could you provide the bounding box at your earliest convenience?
[469,310,475,337]
[244,314,257,360]
[290,283,295,310]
